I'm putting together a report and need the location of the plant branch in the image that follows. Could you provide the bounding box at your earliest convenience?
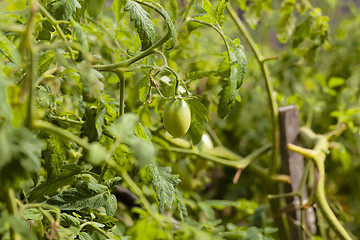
[32,120,90,150]
[115,69,126,116]
[288,129,353,240]
[120,169,164,223]
[79,222,113,239]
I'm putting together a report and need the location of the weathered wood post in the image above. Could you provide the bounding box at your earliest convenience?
[279,105,316,239]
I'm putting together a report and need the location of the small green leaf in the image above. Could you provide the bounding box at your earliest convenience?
[104,176,122,190]
[42,134,65,182]
[125,0,156,50]
[174,189,188,220]
[186,70,221,81]
[218,77,236,118]
[38,50,55,75]
[214,0,226,24]
[244,227,262,240]
[0,126,44,193]
[230,44,247,89]
[198,0,214,22]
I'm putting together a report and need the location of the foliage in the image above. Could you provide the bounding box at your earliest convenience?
[0,0,359,239]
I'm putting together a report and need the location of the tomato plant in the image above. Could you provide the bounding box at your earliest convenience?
[0,0,359,239]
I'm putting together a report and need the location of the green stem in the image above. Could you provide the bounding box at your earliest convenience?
[92,31,171,72]
[32,120,90,150]
[314,158,352,240]
[226,4,284,238]
[288,129,353,240]
[79,222,113,239]
[120,169,163,223]
[226,3,279,175]
[47,115,84,125]
[115,70,126,116]
[177,0,195,31]
[24,0,38,129]
[5,189,20,240]
[99,138,122,182]
[187,18,231,61]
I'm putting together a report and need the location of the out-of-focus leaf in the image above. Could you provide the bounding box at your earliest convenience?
[277,0,295,43]
[108,113,155,166]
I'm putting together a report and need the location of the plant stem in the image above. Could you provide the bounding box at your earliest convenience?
[226,3,279,175]
[120,169,163,223]
[314,161,352,240]
[5,188,20,240]
[33,120,90,150]
[288,129,353,240]
[226,3,285,238]
[24,0,38,129]
[79,222,113,239]
[177,0,195,31]
[187,18,231,61]
[115,69,126,116]
[92,32,171,71]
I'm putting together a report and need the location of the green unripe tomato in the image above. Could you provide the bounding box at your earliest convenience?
[163,99,191,138]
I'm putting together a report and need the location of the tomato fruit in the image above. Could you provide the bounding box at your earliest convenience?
[163,99,191,138]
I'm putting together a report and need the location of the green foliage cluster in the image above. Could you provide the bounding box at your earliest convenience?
[0,0,359,239]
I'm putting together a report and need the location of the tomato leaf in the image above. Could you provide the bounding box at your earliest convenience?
[46,181,117,216]
[230,44,247,89]
[125,0,156,51]
[174,189,188,220]
[28,164,82,202]
[187,98,208,145]
[148,163,181,214]
[218,42,247,118]
[51,0,81,20]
